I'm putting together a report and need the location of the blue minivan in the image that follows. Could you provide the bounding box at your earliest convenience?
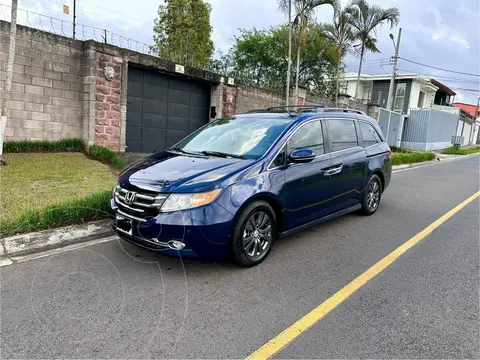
[111,106,392,266]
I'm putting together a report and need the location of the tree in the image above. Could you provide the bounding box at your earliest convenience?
[227,25,337,96]
[347,0,400,101]
[279,0,340,103]
[152,0,214,69]
[0,0,18,166]
[323,8,355,105]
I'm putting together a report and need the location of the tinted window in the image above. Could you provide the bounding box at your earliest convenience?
[178,116,292,159]
[288,120,324,155]
[328,120,358,152]
[360,122,382,147]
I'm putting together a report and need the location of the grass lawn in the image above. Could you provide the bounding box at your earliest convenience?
[0,153,117,227]
[391,151,436,166]
[440,146,480,155]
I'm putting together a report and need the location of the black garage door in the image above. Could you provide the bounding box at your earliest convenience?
[126,67,211,153]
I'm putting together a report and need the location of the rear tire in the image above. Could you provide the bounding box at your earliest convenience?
[361,174,382,216]
[231,201,277,267]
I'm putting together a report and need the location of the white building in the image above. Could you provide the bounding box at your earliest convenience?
[339,72,456,114]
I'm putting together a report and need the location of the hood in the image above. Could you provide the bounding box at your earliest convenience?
[119,151,255,193]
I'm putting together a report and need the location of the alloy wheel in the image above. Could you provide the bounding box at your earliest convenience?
[242,211,272,259]
[366,179,380,211]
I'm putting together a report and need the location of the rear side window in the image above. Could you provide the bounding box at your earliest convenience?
[327,120,358,152]
[359,122,382,147]
[288,120,324,156]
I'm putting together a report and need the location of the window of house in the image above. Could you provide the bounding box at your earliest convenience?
[376,90,383,105]
[394,83,406,111]
[287,120,324,156]
[327,120,358,152]
[359,122,382,147]
[363,86,372,101]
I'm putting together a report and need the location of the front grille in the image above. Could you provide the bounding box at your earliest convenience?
[114,184,167,219]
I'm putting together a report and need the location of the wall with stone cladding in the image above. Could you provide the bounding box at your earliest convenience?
[93,53,123,150]
[235,86,285,114]
[222,85,236,117]
[0,21,83,141]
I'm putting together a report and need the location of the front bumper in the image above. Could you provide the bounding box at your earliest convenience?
[110,198,235,259]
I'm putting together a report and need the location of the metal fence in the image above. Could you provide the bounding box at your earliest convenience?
[377,107,406,147]
[0,4,152,55]
[401,108,458,150]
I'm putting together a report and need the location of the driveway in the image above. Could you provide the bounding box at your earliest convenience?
[1,156,479,359]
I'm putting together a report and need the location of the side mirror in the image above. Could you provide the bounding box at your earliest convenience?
[288,148,315,163]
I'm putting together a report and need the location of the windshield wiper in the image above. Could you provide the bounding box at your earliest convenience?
[168,146,200,156]
[200,150,246,159]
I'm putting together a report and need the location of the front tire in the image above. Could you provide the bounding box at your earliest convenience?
[361,174,382,215]
[231,201,277,267]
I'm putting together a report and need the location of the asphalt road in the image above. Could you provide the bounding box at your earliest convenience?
[1,156,479,359]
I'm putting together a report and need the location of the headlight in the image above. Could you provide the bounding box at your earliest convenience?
[161,189,221,212]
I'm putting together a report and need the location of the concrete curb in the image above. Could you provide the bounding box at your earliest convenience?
[392,159,440,171]
[392,152,479,172]
[0,220,113,259]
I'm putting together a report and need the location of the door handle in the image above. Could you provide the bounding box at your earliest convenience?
[323,164,343,176]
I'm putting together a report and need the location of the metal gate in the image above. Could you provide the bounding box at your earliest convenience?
[126,67,211,153]
[377,107,405,147]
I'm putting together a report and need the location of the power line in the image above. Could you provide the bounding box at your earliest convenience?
[449,87,480,93]
[398,57,480,77]
[397,69,480,84]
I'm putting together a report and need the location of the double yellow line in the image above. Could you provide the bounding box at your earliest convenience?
[247,191,480,360]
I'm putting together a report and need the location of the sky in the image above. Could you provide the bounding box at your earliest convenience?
[0,0,479,104]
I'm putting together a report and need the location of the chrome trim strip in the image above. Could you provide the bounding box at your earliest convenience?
[115,192,161,208]
[114,208,147,222]
[115,196,145,212]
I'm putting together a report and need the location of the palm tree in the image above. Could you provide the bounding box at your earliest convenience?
[347,0,399,101]
[279,0,340,104]
[323,8,355,106]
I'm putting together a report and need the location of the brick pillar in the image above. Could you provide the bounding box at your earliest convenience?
[222,85,236,116]
[94,53,122,150]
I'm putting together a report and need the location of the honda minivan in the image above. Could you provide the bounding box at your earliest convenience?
[111,106,392,266]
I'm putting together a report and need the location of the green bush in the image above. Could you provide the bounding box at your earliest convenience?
[0,191,112,236]
[88,145,125,169]
[441,146,480,155]
[390,145,413,153]
[4,138,85,153]
[391,152,436,165]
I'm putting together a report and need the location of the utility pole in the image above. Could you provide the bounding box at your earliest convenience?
[285,0,292,106]
[471,96,479,144]
[386,27,402,111]
[0,0,18,166]
[72,0,76,39]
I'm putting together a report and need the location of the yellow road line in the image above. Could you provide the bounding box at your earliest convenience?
[246,190,480,360]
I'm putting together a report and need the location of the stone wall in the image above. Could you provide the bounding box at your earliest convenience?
[235,86,285,114]
[1,20,377,152]
[0,22,83,141]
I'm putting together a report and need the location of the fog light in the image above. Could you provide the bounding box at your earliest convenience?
[168,240,185,250]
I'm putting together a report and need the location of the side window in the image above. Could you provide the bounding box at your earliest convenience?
[287,120,324,156]
[327,119,358,152]
[272,146,286,168]
[360,122,382,147]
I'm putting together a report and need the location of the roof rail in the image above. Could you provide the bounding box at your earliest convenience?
[244,105,365,116]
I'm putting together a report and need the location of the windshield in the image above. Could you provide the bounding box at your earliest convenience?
[174,116,293,159]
